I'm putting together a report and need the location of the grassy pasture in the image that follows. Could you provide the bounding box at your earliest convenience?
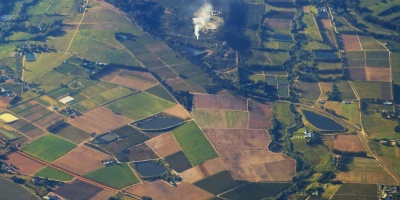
[172,121,218,166]
[84,163,140,189]
[272,102,296,139]
[35,95,65,108]
[331,183,377,200]
[362,112,397,137]
[106,92,175,121]
[352,81,381,99]
[22,134,77,162]
[323,102,360,125]
[48,30,76,52]
[379,145,400,178]
[24,52,70,82]
[0,177,39,200]
[34,166,74,181]
[358,35,386,50]
[193,109,248,129]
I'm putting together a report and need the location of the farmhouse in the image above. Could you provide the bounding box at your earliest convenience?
[304,129,312,138]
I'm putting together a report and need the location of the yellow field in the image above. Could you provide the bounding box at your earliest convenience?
[0,113,19,123]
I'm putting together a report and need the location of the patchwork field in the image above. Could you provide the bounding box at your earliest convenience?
[362,112,397,137]
[180,157,227,183]
[125,180,213,200]
[353,81,384,99]
[193,94,248,111]
[84,163,140,189]
[145,84,176,103]
[0,177,39,200]
[365,68,391,82]
[34,166,74,182]
[221,182,291,200]
[172,121,218,166]
[165,151,192,173]
[69,106,132,135]
[204,129,295,182]
[22,134,77,162]
[296,81,320,101]
[345,51,365,68]
[331,183,377,200]
[193,109,248,129]
[98,67,158,91]
[106,92,175,121]
[366,51,390,68]
[54,179,115,200]
[53,145,112,175]
[3,152,45,175]
[358,35,387,50]
[145,132,181,157]
[340,34,361,50]
[49,123,91,144]
[336,157,396,185]
[248,100,273,129]
[193,170,246,195]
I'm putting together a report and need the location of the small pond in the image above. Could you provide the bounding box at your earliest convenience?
[135,161,168,177]
[272,34,292,41]
[302,110,344,131]
[133,114,184,130]
[314,51,339,60]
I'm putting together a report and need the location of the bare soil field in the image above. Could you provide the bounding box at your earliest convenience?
[54,179,112,200]
[365,68,391,82]
[109,70,158,91]
[126,180,213,200]
[193,94,248,111]
[204,129,295,181]
[340,34,361,50]
[321,19,332,28]
[146,132,181,157]
[53,145,112,175]
[333,135,365,153]
[0,97,12,111]
[302,6,310,13]
[346,68,366,80]
[248,100,272,129]
[69,106,132,135]
[3,152,45,175]
[181,157,226,183]
[264,19,291,29]
[163,104,190,119]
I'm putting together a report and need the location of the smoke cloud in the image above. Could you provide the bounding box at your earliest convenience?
[193,2,213,40]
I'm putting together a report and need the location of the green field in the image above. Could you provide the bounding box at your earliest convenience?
[331,183,377,200]
[362,112,397,137]
[24,52,70,82]
[22,134,77,162]
[265,52,290,66]
[106,92,175,120]
[221,183,291,200]
[272,102,296,139]
[172,121,218,166]
[84,163,140,189]
[0,177,39,200]
[352,81,381,99]
[50,123,91,144]
[193,109,248,129]
[365,51,390,68]
[379,145,400,178]
[323,102,360,125]
[194,171,247,195]
[34,166,74,181]
[358,35,386,50]
[296,81,320,101]
[337,81,357,99]
[73,86,133,112]
[305,41,331,50]
[317,62,342,70]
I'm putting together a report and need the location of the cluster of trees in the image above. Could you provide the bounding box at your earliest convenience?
[327,83,342,101]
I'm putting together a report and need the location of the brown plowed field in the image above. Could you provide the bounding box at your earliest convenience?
[193,94,248,111]
[163,105,190,119]
[109,70,158,91]
[365,68,391,82]
[53,145,112,175]
[204,129,295,182]
[69,106,132,135]
[181,157,226,183]
[54,179,113,200]
[0,97,12,111]
[321,19,332,28]
[341,34,361,50]
[146,132,181,157]
[3,152,45,175]
[346,68,366,81]
[248,100,272,129]
[265,19,291,29]
[125,180,213,200]
[333,135,365,153]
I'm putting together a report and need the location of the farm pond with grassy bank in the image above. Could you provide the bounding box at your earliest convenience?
[302,110,345,131]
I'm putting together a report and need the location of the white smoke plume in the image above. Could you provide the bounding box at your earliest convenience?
[193,2,213,40]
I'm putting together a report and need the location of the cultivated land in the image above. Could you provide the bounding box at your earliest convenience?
[106,92,175,121]
[193,109,248,129]
[331,183,377,200]
[125,180,213,200]
[145,132,181,158]
[22,134,77,162]
[53,145,112,175]
[50,123,91,144]
[99,68,158,91]
[181,157,227,183]
[3,152,45,175]
[333,135,365,153]
[0,177,39,200]
[322,101,360,125]
[193,94,248,111]
[336,157,396,185]
[204,129,295,182]
[248,100,273,129]
[34,166,74,181]
[84,163,140,189]
[54,179,115,200]
[172,121,218,166]
[69,106,132,135]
